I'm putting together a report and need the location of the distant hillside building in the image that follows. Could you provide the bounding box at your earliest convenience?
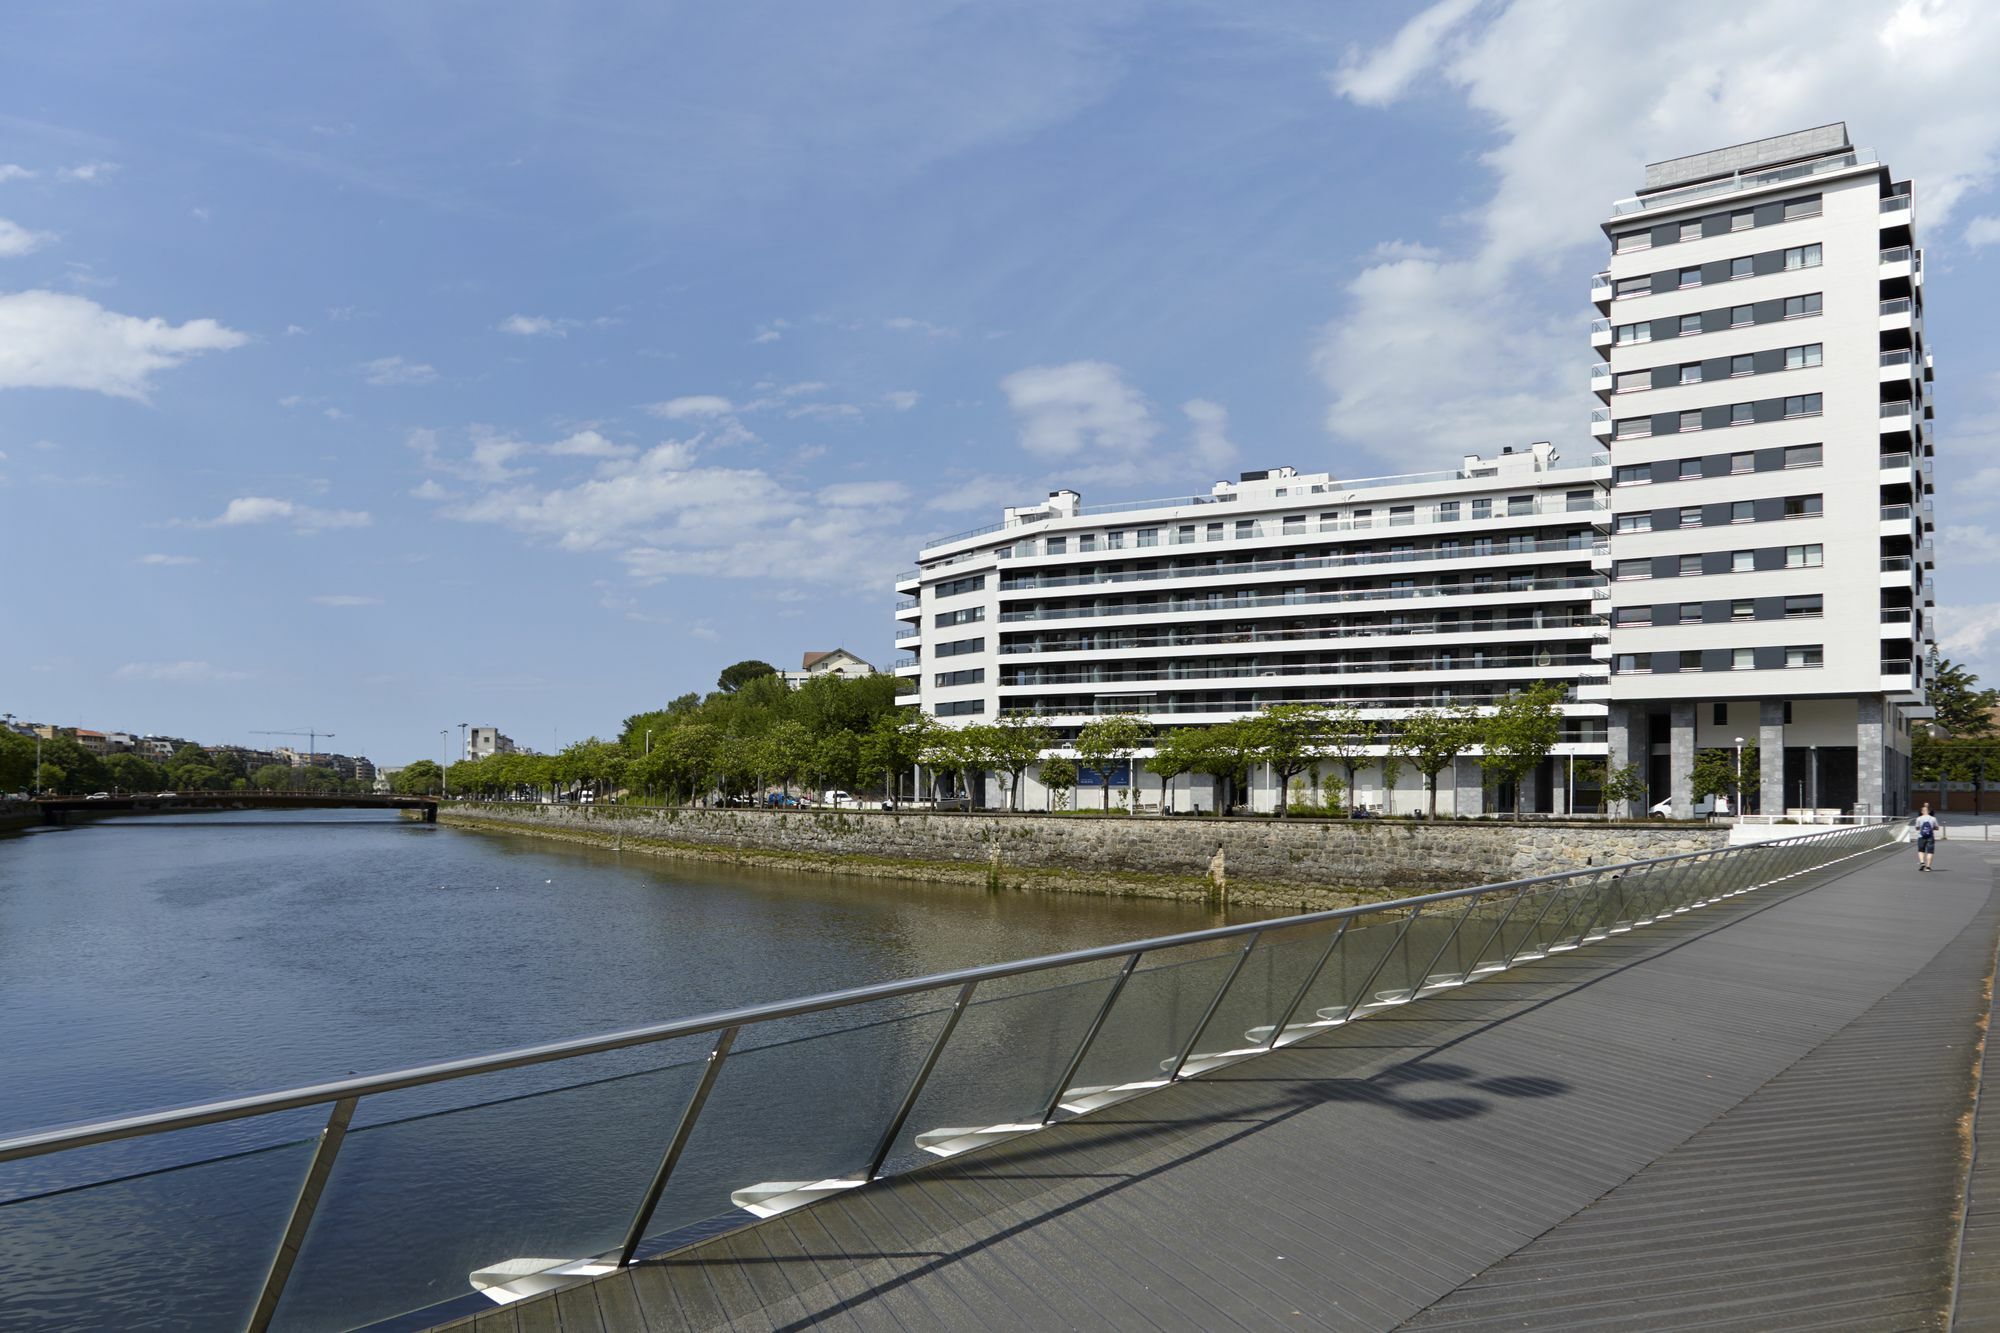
[466,727,516,760]
[783,649,878,688]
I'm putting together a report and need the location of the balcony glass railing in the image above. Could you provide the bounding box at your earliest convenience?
[1881,298,1913,317]
[999,536,1595,593]
[1591,318,1612,335]
[893,597,918,610]
[1003,654,1598,689]
[1879,453,1911,471]
[1881,608,1913,623]
[1881,556,1913,572]
[1880,350,1913,368]
[999,575,1607,624]
[1881,505,1912,521]
[999,614,1607,657]
[1609,149,1874,215]
[0,828,1897,1330]
[1880,246,1912,264]
[1882,659,1916,676]
[1881,193,1911,212]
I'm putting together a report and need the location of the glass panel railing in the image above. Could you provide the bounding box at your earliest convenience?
[1186,919,1341,1063]
[1291,907,1416,1026]
[0,1126,320,1331]
[1364,899,1476,1007]
[1060,937,1251,1113]
[1882,194,1910,212]
[272,1044,715,1331]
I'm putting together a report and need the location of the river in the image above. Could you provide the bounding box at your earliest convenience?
[0,811,1264,1331]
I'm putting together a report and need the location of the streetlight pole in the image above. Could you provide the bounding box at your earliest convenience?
[458,722,469,766]
[1733,736,1744,818]
[439,729,450,798]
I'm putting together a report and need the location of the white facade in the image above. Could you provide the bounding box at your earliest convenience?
[899,445,1613,815]
[466,726,516,760]
[1593,124,1932,816]
[781,649,878,688]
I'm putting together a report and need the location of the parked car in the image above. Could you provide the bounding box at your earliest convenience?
[764,792,802,807]
[155,791,178,797]
[4,792,28,801]
[86,792,110,800]
[932,795,972,812]
[818,790,856,808]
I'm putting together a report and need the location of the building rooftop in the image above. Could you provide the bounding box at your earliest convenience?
[1642,122,1850,194]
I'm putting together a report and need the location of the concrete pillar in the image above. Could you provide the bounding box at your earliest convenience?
[1856,696,1885,816]
[1759,700,1785,818]
[1605,703,1640,818]
[1669,700,1696,820]
[1453,755,1484,818]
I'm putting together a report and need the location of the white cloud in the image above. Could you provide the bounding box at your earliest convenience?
[1001,360,1157,459]
[780,381,829,397]
[1944,524,2000,563]
[0,165,33,183]
[277,394,313,408]
[408,426,534,483]
[787,401,862,421]
[819,480,910,507]
[752,329,782,344]
[646,394,734,419]
[309,594,382,607]
[1322,0,2000,467]
[546,429,634,459]
[362,355,438,386]
[188,496,371,532]
[1966,215,2000,247]
[883,389,921,411]
[57,162,118,183]
[886,315,956,339]
[0,291,247,400]
[137,553,199,566]
[114,660,249,684]
[924,474,1022,513]
[1182,398,1237,474]
[284,323,307,336]
[497,313,578,337]
[411,479,455,501]
[0,218,54,257]
[1941,603,2000,660]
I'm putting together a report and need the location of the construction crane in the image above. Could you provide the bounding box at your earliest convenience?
[250,729,336,771]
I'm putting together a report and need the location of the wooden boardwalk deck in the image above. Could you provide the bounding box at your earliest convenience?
[436,839,1998,1332]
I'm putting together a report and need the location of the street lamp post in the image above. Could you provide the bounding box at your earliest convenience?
[1733,736,1744,818]
[440,729,450,798]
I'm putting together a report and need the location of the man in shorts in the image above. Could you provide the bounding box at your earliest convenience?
[1913,803,1942,872]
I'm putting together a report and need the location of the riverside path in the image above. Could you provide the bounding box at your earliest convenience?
[440,837,2000,1332]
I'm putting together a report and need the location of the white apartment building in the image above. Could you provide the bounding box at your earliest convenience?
[1591,124,1933,816]
[466,726,517,761]
[897,444,1614,814]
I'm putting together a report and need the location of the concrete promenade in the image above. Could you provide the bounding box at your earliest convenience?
[441,837,1998,1332]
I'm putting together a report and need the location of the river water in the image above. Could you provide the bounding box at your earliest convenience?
[0,811,1260,1330]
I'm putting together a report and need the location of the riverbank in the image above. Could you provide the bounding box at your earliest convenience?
[0,799,36,833]
[438,803,1728,912]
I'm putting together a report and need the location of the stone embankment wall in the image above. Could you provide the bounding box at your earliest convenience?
[0,799,35,833]
[440,803,1727,911]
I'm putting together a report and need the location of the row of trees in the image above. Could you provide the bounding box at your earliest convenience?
[0,733,371,797]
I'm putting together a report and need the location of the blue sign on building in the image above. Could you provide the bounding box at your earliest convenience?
[1077,761,1132,787]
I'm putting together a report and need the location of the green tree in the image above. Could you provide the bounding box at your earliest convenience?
[984,714,1053,812]
[859,713,930,801]
[756,720,813,799]
[1191,719,1257,817]
[662,724,721,804]
[1074,713,1150,812]
[251,763,294,791]
[1245,705,1328,820]
[1930,658,1999,738]
[808,729,863,796]
[104,752,164,794]
[1478,683,1566,816]
[1600,763,1649,815]
[1039,755,1078,811]
[1317,706,1374,818]
[1146,727,1209,813]
[922,725,990,805]
[0,731,36,792]
[1690,744,1759,809]
[1397,707,1479,819]
[395,760,442,795]
[716,659,780,693]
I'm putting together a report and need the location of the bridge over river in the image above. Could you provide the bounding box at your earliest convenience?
[29,791,438,822]
[7,824,2000,1330]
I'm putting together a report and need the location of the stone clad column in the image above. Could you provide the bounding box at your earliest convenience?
[1759,700,1785,818]
[1453,755,1483,817]
[1669,700,1696,820]
[1856,696,1885,816]
[1606,703,1639,818]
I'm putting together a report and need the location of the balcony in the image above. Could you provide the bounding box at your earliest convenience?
[1881,660,1921,697]
[1880,349,1913,381]
[893,568,921,590]
[1881,193,1912,226]
[1591,271,1612,304]
[894,629,921,646]
[1609,148,1875,216]
[1591,318,1613,349]
[1590,361,1613,394]
[1590,408,1612,438]
[1881,298,1913,333]
[1879,452,1912,478]
[1880,401,1915,437]
[1881,607,1913,626]
[1880,246,1913,280]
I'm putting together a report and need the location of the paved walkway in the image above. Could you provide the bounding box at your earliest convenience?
[440,839,1997,1332]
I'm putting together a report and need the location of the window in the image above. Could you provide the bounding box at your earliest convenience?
[1205,522,1223,541]
[1678,313,1702,336]
[1234,520,1253,539]
[1730,452,1754,473]
[1613,606,1651,626]
[1732,648,1755,670]
[1785,645,1823,668]
[1679,363,1702,385]
[1785,543,1824,568]
[1471,499,1493,519]
[1731,599,1754,621]
[1784,292,1822,318]
[1729,256,1753,279]
[1784,494,1822,519]
[1783,196,1821,220]
[1614,464,1651,486]
[1615,322,1650,343]
[1176,525,1194,543]
[1614,230,1649,253]
[1731,208,1755,231]
[1782,393,1823,417]
[1679,267,1701,288]
[1678,554,1702,577]
[1045,536,1066,555]
[1784,343,1823,369]
[933,668,984,687]
[1678,603,1701,624]
[1783,702,1793,724]
[1615,275,1652,298]
[938,574,986,597]
[1730,304,1754,327]
[1437,500,1460,521]
[1784,594,1823,618]
[1713,703,1729,725]
[936,636,985,657]
[1679,221,1702,243]
[1137,527,1160,547]
[1614,558,1651,581]
[1615,654,1642,674]
[1679,410,1702,432]
[1680,505,1703,527]
[1729,402,1754,425]
[1280,517,1304,536]
[935,606,984,628]
[936,700,985,717]
[1104,530,1124,550]
[1613,370,1650,393]
[1078,534,1096,552]
[1729,354,1753,377]
[1615,513,1652,533]
[1783,243,1822,270]
[1730,550,1754,573]
[1730,500,1754,524]
[1784,444,1823,468]
[1678,459,1701,480]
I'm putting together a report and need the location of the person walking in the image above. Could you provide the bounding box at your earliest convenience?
[1913,802,1942,872]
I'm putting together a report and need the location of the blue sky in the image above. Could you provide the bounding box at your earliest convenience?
[4,0,2000,765]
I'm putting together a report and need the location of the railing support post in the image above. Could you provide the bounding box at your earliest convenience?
[1412,896,1479,991]
[1041,951,1142,1124]
[1169,930,1264,1082]
[1347,907,1421,1015]
[617,1025,738,1268]
[1461,886,1528,972]
[244,1096,357,1333]
[1268,919,1351,1048]
[1506,882,1570,965]
[866,981,976,1180]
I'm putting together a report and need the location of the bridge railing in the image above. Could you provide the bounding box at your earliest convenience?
[0,824,1898,1331]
